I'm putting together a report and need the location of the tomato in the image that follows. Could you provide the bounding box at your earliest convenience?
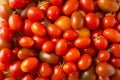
[63,0,79,16]
[51,65,66,80]
[55,39,68,56]
[0,4,13,20]
[84,13,100,30]
[93,36,108,50]
[50,0,63,6]
[21,57,39,72]
[3,77,16,80]
[8,14,23,32]
[103,28,120,42]
[68,72,79,80]
[18,36,34,48]
[117,12,120,23]
[110,43,120,57]
[79,0,94,13]
[63,62,77,74]
[0,48,12,63]
[110,57,120,68]
[21,19,33,36]
[97,76,110,80]
[39,62,53,77]
[47,24,62,38]
[96,62,115,76]
[0,20,9,28]
[102,15,116,29]
[110,68,120,80]
[55,16,71,31]
[78,54,92,70]
[35,76,49,80]
[27,7,44,21]
[31,22,47,37]
[21,74,34,80]
[47,6,60,20]
[64,48,80,62]
[91,29,103,39]
[0,70,4,80]
[0,62,10,71]
[0,27,14,41]
[97,50,110,62]
[63,30,78,41]
[39,51,60,65]
[38,1,51,11]
[17,48,38,60]
[74,36,91,49]
[8,61,24,78]
[71,11,84,29]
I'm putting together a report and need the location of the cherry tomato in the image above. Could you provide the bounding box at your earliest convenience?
[27,7,44,21]
[0,20,9,28]
[97,76,110,80]
[47,6,60,20]
[0,62,10,71]
[50,0,63,6]
[68,72,79,80]
[110,68,120,80]
[78,54,92,70]
[91,29,103,39]
[39,62,53,77]
[74,36,91,49]
[8,14,23,32]
[84,13,100,30]
[21,74,34,80]
[110,57,120,68]
[21,57,39,72]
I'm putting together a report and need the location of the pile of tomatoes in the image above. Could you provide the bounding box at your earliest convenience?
[0,0,120,80]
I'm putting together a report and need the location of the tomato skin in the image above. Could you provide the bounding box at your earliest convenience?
[0,70,4,80]
[102,15,116,29]
[3,77,16,80]
[51,65,66,80]
[84,13,100,30]
[78,54,92,70]
[8,14,23,32]
[21,74,34,80]
[39,62,53,77]
[0,20,9,28]
[110,68,120,80]
[55,39,68,56]
[63,62,77,74]
[27,7,44,22]
[31,22,47,37]
[68,72,79,80]
[47,24,62,38]
[103,28,120,42]
[18,36,34,48]
[110,57,120,68]
[63,30,78,41]
[21,57,39,72]
[79,0,94,13]
[0,62,10,71]
[63,0,79,16]
[64,48,80,62]
[47,6,60,20]
[97,76,110,80]
[35,76,49,80]
[8,61,24,78]
[91,29,103,39]
[74,36,91,49]
[50,0,63,6]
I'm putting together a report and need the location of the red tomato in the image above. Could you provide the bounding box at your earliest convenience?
[35,76,49,80]
[3,77,16,80]
[110,57,120,68]
[64,48,80,62]
[74,36,91,48]
[0,62,10,71]
[21,74,34,80]
[78,54,92,70]
[63,30,78,41]
[39,62,53,77]
[84,13,100,30]
[68,72,79,80]
[0,70,4,80]
[63,62,77,74]
[47,6,60,20]
[55,39,68,56]
[79,0,94,12]
[63,0,79,16]
[31,22,47,37]
[91,29,103,39]
[0,20,9,28]
[27,7,44,21]
[50,0,63,6]
[8,14,23,32]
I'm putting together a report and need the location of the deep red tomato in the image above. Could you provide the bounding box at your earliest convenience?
[47,6,60,20]
[21,74,34,80]
[63,30,78,41]
[110,57,120,68]
[79,0,94,13]
[8,14,23,32]
[51,65,66,80]
[0,70,4,80]
[0,27,14,41]
[63,62,77,74]
[21,57,39,72]
[18,36,34,48]
[102,15,116,28]
[8,61,24,78]
[31,22,47,37]
[27,7,44,21]
[74,36,91,48]
[78,54,92,70]
[84,13,100,30]
[47,24,62,38]
[64,47,80,62]
[63,0,79,16]
[50,0,63,6]
[55,39,68,56]
[39,62,53,77]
